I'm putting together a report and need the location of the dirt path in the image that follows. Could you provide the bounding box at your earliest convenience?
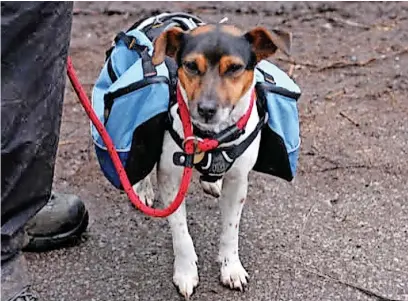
[26,2,408,301]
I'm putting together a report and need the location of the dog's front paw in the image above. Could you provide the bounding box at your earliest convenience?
[173,258,199,300]
[220,258,249,292]
[200,178,223,198]
[132,177,154,207]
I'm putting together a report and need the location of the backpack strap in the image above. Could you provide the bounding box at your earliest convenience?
[103,76,169,124]
[106,57,118,83]
[114,32,157,77]
[256,67,276,85]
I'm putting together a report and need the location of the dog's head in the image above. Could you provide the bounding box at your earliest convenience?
[152,24,291,127]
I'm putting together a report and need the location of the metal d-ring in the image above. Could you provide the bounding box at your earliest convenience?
[182,136,203,152]
[182,136,206,164]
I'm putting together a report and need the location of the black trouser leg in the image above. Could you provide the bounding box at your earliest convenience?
[1,1,73,262]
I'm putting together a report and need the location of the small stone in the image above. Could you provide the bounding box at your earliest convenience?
[323,23,332,30]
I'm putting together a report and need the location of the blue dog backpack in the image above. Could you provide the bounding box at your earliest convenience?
[91,13,301,189]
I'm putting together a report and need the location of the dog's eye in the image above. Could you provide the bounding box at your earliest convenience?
[225,63,244,76]
[183,61,200,75]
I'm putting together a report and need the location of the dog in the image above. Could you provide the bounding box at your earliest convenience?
[133,23,291,299]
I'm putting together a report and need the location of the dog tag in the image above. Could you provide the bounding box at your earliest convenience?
[193,152,205,164]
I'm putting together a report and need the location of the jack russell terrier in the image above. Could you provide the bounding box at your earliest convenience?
[133,23,291,299]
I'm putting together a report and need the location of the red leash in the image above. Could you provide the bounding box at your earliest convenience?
[66,56,254,218]
[67,56,194,218]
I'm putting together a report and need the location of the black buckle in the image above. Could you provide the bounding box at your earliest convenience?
[173,152,194,167]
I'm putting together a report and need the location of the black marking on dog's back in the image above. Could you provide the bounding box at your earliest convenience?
[177,25,257,70]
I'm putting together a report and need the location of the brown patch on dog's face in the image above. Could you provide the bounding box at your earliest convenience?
[217,70,255,106]
[183,52,208,74]
[152,24,292,126]
[218,55,245,75]
[179,54,253,107]
[177,67,201,102]
[177,52,207,101]
[217,55,254,105]
[178,53,254,113]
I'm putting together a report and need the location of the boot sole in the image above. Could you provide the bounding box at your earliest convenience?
[23,210,89,252]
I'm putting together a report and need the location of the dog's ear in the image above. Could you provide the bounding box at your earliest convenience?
[244,27,292,61]
[152,27,185,66]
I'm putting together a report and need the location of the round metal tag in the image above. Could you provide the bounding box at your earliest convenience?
[193,152,205,164]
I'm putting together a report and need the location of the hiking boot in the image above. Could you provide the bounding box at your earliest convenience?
[1,253,39,301]
[23,192,89,252]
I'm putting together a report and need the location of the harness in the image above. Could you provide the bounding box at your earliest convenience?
[167,84,268,183]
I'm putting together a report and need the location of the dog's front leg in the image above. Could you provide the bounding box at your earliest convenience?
[132,174,154,207]
[157,136,199,299]
[218,174,249,291]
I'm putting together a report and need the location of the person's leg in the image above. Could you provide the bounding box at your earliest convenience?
[1,2,86,299]
[1,0,72,250]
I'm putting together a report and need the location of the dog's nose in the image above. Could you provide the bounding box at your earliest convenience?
[197,101,217,121]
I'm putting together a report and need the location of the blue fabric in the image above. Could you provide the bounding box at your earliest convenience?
[255,60,301,176]
[95,146,128,188]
